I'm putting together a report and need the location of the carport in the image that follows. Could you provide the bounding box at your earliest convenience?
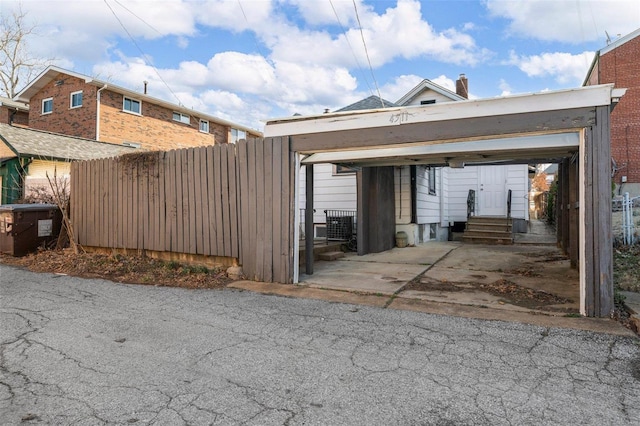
[264,84,625,317]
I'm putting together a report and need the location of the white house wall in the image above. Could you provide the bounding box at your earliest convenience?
[299,163,357,224]
[447,166,480,222]
[506,164,530,220]
[416,166,440,224]
[447,164,529,222]
[405,92,458,106]
[395,166,411,224]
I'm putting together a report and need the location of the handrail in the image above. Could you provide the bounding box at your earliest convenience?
[467,189,475,219]
[507,189,512,219]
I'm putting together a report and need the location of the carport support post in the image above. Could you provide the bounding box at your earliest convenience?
[305,164,314,274]
[560,159,570,254]
[569,157,579,269]
[580,107,614,317]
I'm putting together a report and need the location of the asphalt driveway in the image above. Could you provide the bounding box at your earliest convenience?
[1,265,639,425]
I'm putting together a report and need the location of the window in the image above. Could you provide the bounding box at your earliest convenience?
[173,112,190,124]
[427,166,436,195]
[123,96,141,114]
[199,119,209,133]
[230,128,246,144]
[333,164,357,175]
[42,98,53,115]
[70,91,83,108]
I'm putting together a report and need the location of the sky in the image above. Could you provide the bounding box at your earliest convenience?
[3,0,640,131]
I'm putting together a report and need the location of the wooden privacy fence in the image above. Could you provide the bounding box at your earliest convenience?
[70,137,294,283]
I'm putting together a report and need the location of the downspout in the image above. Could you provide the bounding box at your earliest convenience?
[439,167,445,228]
[96,84,108,141]
[410,165,417,224]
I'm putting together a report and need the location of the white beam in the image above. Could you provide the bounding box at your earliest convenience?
[301,133,580,165]
[265,85,617,138]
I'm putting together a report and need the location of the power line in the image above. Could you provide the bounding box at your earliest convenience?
[236,0,271,64]
[352,0,383,107]
[112,0,162,36]
[103,0,184,106]
[329,0,375,98]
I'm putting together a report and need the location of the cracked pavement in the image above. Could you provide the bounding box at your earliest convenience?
[1,265,640,425]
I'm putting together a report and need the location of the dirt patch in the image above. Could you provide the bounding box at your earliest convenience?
[404,277,574,311]
[0,250,231,289]
[614,246,640,292]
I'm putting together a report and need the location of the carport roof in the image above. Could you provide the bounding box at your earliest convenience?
[264,84,625,166]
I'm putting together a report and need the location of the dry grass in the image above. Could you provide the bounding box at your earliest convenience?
[0,250,231,289]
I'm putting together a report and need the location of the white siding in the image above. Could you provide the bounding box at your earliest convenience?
[506,164,529,220]
[447,164,529,221]
[395,166,411,224]
[28,160,71,178]
[441,167,449,226]
[405,91,458,106]
[416,166,440,224]
[300,163,357,224]
[447,166,480,222]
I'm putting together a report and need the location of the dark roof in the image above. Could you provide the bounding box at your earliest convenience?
[336,95,398,112]
[0,123,137,161]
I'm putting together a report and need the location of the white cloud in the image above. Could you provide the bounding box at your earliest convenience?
[486,0,640,43]
[507,51,595,84]
[498,79,512,96]
[380,74,424,102]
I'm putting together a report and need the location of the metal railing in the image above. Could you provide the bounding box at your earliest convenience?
[324,209,356,244]
[467,189,475,219]
[621,193,640,245]
[507,189,512,219]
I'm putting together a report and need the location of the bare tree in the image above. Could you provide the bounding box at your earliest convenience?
[0,3,51,98]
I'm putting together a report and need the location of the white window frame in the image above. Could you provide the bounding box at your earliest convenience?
[70,91,83,109]
[199,119,209,133]
[230,128,246,144]
[123,96,141,115]
[42,97,53,115]
[173,112,190,125]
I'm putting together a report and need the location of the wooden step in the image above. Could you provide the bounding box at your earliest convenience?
[318,251,345,261]
[463,216,513,245]
[463,229,513,239]
[462,235,514,245]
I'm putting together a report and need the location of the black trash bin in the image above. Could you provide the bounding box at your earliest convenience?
[0,204,62,256]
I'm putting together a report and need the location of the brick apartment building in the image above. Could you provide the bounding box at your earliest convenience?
[584,27,640,196]
[14,66,261,152]
[0,97,29,127]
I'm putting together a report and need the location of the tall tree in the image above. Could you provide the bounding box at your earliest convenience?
[0,4,50,98]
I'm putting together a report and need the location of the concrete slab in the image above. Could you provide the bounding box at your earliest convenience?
[299,259,428,295]
[435,243,561,272]
[400,289,537,312]
[621,291,640,333]
[340,242,460,265]
[228,281,389,308]
[388,297,635,336]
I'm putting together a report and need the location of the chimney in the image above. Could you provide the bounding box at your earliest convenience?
[455,73,468,99]
[143,81,148,94]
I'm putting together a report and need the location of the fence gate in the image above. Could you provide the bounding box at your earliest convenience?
[236,137,295,283]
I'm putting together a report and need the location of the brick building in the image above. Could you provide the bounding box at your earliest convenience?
[0,96,29,127]
[584,28,640,196]
[14,66,261,152]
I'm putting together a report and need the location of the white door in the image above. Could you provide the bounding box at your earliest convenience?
[479,166,506,216]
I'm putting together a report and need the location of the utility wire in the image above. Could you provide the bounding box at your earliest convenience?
[236,0,272,64]
[352,0,383,107]
[103,0,184,106]
[329,0,375,98]
[113,0,162,36]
